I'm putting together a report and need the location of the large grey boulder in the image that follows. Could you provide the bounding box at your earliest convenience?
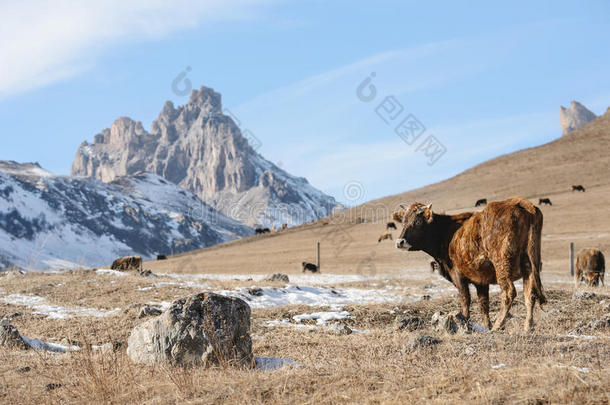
[126,293,253,368]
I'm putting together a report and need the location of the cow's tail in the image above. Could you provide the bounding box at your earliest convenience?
[527,207,546,307]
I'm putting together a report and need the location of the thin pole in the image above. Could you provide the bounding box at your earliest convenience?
[317,242,320,271]
[569,242,574,277]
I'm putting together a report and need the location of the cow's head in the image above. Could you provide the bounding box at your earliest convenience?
[584,270,602,287]
[394,203,434,251]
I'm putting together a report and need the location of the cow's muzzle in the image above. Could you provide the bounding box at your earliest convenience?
[395,239,413,250]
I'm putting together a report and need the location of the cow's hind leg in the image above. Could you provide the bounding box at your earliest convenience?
[492,260,517,331]
[455,276,471,321]
[522,273,536,332]
[474,284,491,330]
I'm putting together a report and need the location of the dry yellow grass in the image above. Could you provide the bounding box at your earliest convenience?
[0,271,609,404]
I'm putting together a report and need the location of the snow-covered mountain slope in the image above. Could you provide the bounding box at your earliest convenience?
[0,161,252,270]
[71,86,339,227]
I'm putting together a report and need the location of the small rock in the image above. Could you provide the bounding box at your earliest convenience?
[572,291,597,300]
[587,314,610,330]
[0,321,29,350]
[138,305,162,318]
[431,311,478,335]
[329,323,352,335]
[44,383,62,392]
[403,334,441,352]
[247,287,263,296]
[138,269,156,278]
[464,347,476,356]
[15,366,31,373]
[266,273,289,283]
[394,315,424,331]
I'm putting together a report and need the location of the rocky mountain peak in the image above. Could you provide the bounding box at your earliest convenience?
[560,101,597,135]
[71,85,337,227]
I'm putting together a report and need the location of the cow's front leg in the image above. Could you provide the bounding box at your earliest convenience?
[474,283,491,330]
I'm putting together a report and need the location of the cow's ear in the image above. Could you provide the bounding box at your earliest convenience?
[424,204,433,222]
[392,210,406,223]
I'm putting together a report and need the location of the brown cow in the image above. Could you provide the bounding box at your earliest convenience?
[575,248,605,287]
[386,222,397,230]
[111,256,142,271]
[282,223,288,230]
[378,232,393,243]
[572,185,585,192]
[394,196,546,331]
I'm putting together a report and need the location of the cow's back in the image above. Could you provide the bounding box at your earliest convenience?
[450,197,541,284]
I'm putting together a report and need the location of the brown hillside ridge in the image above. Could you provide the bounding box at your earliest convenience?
[145,108,610,283]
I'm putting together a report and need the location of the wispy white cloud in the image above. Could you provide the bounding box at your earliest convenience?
[0,0,272,98]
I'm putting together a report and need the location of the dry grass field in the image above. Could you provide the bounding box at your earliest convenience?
[1,112,610,404]
[0,270,609,404]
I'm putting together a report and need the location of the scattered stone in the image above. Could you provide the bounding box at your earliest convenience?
[572,291,597,300]
[431,311,485,335]
[247,287,263,297]
[44,383,62,392]
[3,268,26,279]
[138,269,156,278]
[138,305,162,318]
[0,320,29,350]
[126,292,253,368]
[394,314,424,331]
[464,347,476,356]
[585,314,610,330]
[266,273,289,283]
[403,334,441,352]
[15,366,31,373]
[329,323,352,335]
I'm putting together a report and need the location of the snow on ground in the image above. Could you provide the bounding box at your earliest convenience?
[254,356,300,371]
[0,294,121,319]
[96,269,128,277]
[292,310,352,325]
[21,336,79,353]
[161,272,377,285]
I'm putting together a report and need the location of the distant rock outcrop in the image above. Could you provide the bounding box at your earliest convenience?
[72,86,338,227]
[560,101,597,135]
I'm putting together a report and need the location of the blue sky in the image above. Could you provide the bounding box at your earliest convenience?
[1,0,609,205]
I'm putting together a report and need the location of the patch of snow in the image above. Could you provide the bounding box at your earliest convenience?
[0,293,120,319]
[21,336,79,353]
[255,356,300,371]
[293,310,352,326]
[468,321,489,333]
[96,269,128,277]
[491,363,506,369]
[558,333,598,340]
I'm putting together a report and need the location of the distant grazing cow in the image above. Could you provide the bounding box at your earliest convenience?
[378,232,393,243]
[386,222,397,230]
[302,262,319,273]
[156,255,167,260]
[538,198,552,206]
[572,185,586,192]
[111,256,142,271]
[394,196,546,331]
[255,227,271,234]
[430,260,440,273]
[282,223,288,230]
[475,198,487,207]
[575,248,605,287]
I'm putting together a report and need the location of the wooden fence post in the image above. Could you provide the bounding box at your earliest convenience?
[569,242,574,277]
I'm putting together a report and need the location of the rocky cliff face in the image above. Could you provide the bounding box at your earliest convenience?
[560,101,597,135]
[0,161,251,270]
[72,86,338,227]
